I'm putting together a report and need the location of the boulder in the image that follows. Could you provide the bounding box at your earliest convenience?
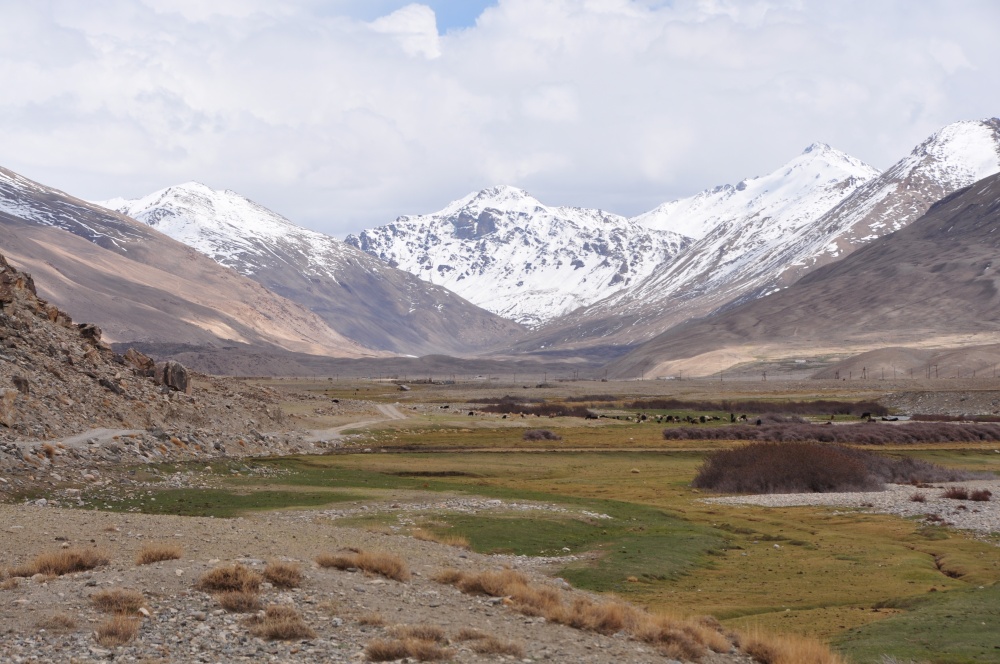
[154,361,192,394]
[123,348,156,377]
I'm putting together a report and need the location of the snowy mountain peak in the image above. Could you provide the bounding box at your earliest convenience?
[630,143,879,240]
[349,189,691,326]
[904,118,1000,186]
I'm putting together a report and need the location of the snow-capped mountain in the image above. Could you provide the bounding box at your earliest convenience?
[346,186,691,327]
[512,118,1000,356]
[0,166,374,357]
[792,117,1000,279]
[96,183,524,356]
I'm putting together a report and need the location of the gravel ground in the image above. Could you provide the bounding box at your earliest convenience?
[0,504,753,664]
[704,479,1000,542]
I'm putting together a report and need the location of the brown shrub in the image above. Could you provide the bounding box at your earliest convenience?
[666,420,1000,446]
[247,605,315,640]
[357,612,385,626]
[263,561,303,589]
[217,590,261,613]
[135,543,183,565]
[10,548,109,577]
[35,614,77,631]
[41,443,56,459]
[943,487,969,500]
[91,588,144,614]
[692,442,976,494]
[316,550,410,582]
[365,638,454,662]
[970,489,993,501]
[390,624,447,643]
[0,577,18,590]
[910,492,927,503]
[633,398,887,417]
[522,429,562,441]
[195,564,262,593]
[94,615,140,647]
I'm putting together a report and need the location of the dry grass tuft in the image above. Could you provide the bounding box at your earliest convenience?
[435,567,748,660]
[365,637,454,662]
[468,635,525,657]
[910,492,927,502]
[216,590,261,613]
[1,577,19,590]
[246,604,316,641]
[453,627,489,641]
[9,548,109,577]
[41,443,56,459]
[195,564,262,593]
[91,588,145,614]
[94,615,140,647]
[36,613,77,631]
[135,543,183,565]
[742,630,846,664]
[970,488,993,502]
[357,612,385,626]
[390,624,447,643]
[263,561,303,588]
[316,550,410,582]
[412,529,471,549]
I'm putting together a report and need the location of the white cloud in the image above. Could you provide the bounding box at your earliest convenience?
[0,0,998,236]
[369,3,441,59]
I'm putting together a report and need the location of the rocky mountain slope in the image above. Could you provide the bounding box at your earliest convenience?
[97,183,524,356]
[346,186,691,327]
[0,167,375,358]
[512,118,1000,357]
[609,170,1000,378]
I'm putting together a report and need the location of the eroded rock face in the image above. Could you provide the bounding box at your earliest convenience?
[0,388,17,428]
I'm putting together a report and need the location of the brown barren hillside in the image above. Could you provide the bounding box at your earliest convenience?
[610,171,1000,378]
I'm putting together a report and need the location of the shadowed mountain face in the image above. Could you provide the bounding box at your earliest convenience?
[609,172,1000,379]
[98,183,525,356]
[0,167,377,358]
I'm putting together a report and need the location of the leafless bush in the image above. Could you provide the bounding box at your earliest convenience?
[481,402,595,418]
[632,398,887,417]
[970,489,993,501]
[692,442,973,494]
[910,493,927,503]
[912,414,1000,422]
[135,543,182,565]
[523,429,562,441]
[943,487,969,500]
[664,421,1000,447]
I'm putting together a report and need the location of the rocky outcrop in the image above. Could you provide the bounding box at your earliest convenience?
[155,360,191,394]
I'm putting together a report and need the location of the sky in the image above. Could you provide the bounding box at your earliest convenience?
[1,0,999,237]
